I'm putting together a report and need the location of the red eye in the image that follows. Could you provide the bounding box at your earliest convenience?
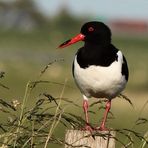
[88,27,94,32]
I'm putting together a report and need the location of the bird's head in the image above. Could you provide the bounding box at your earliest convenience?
[58,21,112,48]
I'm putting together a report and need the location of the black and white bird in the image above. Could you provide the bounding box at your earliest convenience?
[59,21,129,131]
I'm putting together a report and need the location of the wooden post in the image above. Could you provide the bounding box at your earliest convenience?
[65,130,116,148]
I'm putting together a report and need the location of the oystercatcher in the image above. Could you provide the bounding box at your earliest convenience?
[59,21,129,131]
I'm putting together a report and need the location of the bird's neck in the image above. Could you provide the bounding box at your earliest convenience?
[84,42,111,51]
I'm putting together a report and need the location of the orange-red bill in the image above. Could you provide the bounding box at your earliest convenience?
[58,33,85,48]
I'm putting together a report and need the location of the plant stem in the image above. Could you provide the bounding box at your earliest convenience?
[13,81,31,147]
[44,79,67,148]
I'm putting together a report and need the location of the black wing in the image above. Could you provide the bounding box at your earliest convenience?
[122,55,129,81]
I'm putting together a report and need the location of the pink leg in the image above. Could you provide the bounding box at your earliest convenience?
[83,99,93,131]
[83,100,89,124]
[99,100,111,131]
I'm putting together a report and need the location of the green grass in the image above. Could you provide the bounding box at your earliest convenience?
[0,30,148,93]
[0,75,148,147]
[0,30,148,147]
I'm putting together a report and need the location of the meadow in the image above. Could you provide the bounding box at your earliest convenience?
[0,29,148,147]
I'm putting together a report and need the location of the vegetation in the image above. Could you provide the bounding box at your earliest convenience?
[0,61,148,147]
[0,1,148,147]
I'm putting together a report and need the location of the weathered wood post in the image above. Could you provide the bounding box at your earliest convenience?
[65,130,116,148]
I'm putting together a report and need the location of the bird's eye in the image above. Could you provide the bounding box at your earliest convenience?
[88,27,94,32]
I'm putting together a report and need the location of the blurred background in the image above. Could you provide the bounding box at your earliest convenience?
[0,0,148,147]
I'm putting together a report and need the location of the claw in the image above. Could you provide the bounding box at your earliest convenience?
[98,126,109,131]
[82,124,94,132]
[93,125,109,131]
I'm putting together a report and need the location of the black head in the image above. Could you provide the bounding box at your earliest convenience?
[59,21,112,48]
[81,21,111,45]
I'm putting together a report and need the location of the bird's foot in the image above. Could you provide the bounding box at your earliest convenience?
[81,124,94,132]
[98,126,109,131]
[81,124,110,132]
[94,125,110,131]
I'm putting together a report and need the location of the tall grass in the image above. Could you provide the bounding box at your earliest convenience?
[0,60,148,148]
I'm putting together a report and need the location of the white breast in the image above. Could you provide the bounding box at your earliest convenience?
[73,51,127,99]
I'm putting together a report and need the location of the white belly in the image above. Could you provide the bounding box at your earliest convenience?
[73,51,127,99]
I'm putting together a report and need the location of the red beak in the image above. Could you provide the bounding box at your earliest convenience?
[58,33,85,48]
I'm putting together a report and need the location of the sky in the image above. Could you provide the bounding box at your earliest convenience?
[34,0,148,20]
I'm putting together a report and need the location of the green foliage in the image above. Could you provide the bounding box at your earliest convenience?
[0,61,148,147]
[0,2,147,147]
